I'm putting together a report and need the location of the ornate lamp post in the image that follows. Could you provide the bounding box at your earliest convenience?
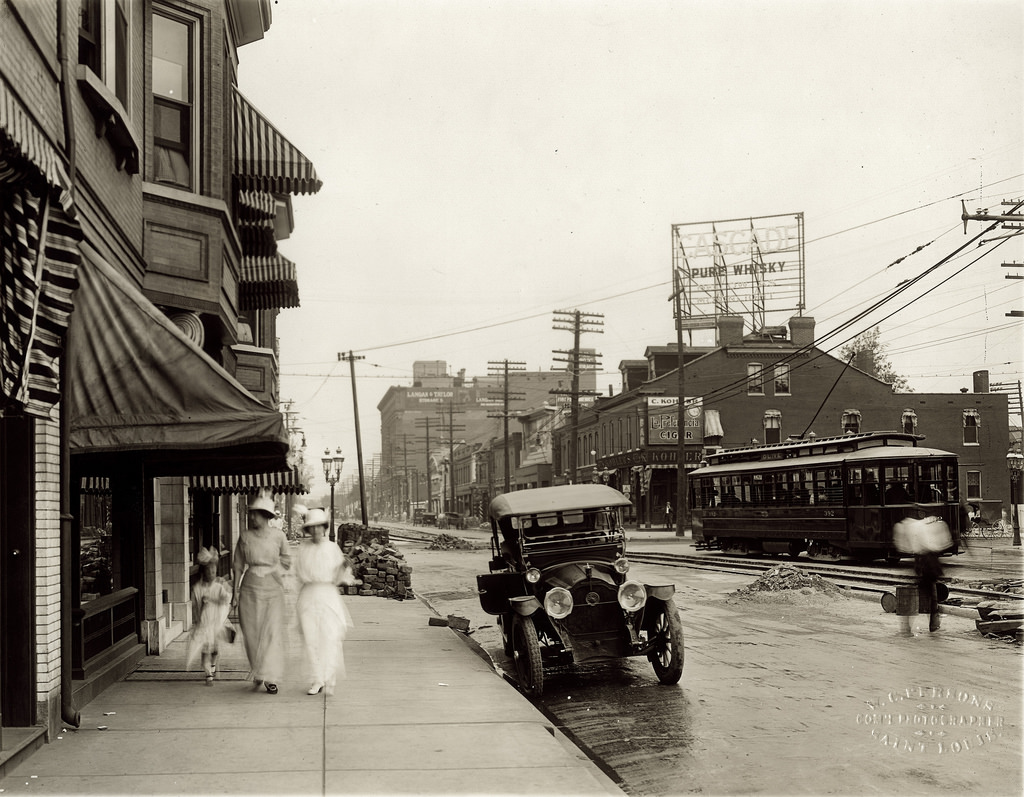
[322,447,344,543]
[1007,447,1023,547]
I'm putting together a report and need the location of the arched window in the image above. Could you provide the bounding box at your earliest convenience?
[763,409,782,445]
[841,409,861,434]
[901,409,917,435]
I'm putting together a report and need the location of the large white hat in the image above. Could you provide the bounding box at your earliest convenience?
[248,495,276,517]
[303,507,329,528]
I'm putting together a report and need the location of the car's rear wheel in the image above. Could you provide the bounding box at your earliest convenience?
[512,613,544,696]
[648,599,684,685]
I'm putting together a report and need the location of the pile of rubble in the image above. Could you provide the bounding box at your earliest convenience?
[735,564,843,597]
[427,533,475,551]
[344,539,413,599]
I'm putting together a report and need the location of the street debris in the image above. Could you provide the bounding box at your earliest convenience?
[347,539,414,599]
[734,564,843,598]
[974,599,1024,643]
[427,533,475,551]
[426,614,471,633]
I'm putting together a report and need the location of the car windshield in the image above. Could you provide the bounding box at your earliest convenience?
[514,509,613,537]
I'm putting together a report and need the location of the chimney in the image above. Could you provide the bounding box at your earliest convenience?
[973,370,989,393]
[789,316,815,348]
[717,316,744,346]
[853,348,875,376]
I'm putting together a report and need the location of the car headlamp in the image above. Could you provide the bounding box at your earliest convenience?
[525,567,541,584]
[544,587,574,619]
[613,557,630,574]
[617,580,647,612]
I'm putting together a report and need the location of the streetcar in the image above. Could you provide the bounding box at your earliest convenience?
[476,484,684,696]
[690,431,961,562]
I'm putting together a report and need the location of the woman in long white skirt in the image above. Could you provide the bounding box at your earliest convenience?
[295,508,353,695]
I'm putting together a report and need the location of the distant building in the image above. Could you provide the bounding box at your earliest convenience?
[377,360,594,516]
[555,316,1010,527]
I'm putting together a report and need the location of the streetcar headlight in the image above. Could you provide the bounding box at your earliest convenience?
[544,587,574,619]
[614,556,630,574]
[525,568,541,584]
[617,580,647,612]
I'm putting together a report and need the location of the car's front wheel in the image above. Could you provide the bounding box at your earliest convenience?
[648,599,684,685]
[512,613,544,696]
[499,612,513,656]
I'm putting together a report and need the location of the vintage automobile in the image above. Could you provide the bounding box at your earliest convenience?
[476,484,683,695]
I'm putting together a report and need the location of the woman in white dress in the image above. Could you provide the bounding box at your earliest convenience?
[231,495,290,694]
[295,508,353,696]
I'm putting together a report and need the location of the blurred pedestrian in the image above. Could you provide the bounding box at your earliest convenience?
[900,547,944,636]
[232,495,291,694]
[664,502,673,529]
[916,548,944,633]
[294,508,354,696]
[186,546,233,685]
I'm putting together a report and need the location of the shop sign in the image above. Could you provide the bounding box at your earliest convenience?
[647,396,703,446]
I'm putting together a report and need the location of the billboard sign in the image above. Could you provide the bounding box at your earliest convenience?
[671,212,805,334]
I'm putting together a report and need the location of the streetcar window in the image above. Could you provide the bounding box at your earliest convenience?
[847,467,863,504]
[863,467,880,504]
[883,465,912,505]
[789,471,810,505]
[751,473,766,505]
[916,461,946,503]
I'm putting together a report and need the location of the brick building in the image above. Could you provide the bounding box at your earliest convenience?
[556,315,1009,527]
[1,0,317,753]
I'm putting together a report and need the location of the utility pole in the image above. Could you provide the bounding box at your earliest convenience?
[436,398,466,514]
[339,351,368,527]
[670,266,690,537]
[961,198,1024,318]
[488,360,525,494]
[414,415,433,514]
[551,309,603,484]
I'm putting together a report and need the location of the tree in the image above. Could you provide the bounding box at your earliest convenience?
[839,327,912,393]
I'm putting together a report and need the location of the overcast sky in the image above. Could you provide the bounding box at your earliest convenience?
[237,0,1023,494]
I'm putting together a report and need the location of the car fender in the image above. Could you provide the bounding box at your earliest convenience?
[510,595,543,616]
[644,584,676,601]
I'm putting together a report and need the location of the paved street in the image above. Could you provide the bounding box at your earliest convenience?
[404,530,1024,796]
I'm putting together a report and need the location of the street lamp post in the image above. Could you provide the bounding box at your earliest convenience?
[322,447,344,544]
[1007,448,1023,547]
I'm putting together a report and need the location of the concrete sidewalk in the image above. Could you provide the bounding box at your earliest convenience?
[1,594,622,796]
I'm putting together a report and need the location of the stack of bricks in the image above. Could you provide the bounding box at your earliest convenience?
[337,528,413,598]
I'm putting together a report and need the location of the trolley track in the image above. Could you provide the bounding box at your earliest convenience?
[629,550,1023,605]
[388,527,1021,606]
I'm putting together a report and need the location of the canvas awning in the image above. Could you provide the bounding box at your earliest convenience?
[2,78,82,418]
[67,244,289,476]
[233,88,322,196]
[240,253,299,310]
[190,468,308,495]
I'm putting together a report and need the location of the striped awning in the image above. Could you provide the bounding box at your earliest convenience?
[1,77,74,210]
[233,88,322,196]
[190,469,308,495]
[1,80,82,418]
[240,253,299,310]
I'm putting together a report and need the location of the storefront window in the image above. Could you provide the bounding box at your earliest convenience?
[80,492,113,602]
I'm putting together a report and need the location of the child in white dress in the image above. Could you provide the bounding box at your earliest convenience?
[186,547,233,685]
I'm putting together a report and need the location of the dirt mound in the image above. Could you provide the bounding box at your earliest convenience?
[734,564,843,598]
[427,533,476,551]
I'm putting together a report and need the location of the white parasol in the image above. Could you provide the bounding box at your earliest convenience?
[893,515,953,554]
